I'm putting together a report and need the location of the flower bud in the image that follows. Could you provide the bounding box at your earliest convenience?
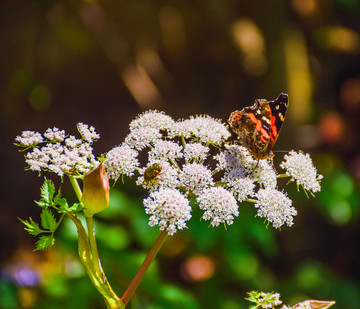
[82,164,110,217]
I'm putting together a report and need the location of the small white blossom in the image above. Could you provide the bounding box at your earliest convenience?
[214,150,239,172]
[15,131,44,147]
[43,127,66,142]
[169,115,230,145]
[25,148,50,172]
[148,140,183,162]
[124,127,162,150]
[225,144,258,172]
[77,123,100,143]
[143,188,192,235]
[254,160,277,189]
[104,145,139,180]
[183,143,209,162]
[137,161,179,191]
[65,135,82,148]
[255,188,297,229]
[225,177,255,202]
[179,163,214,194]
[197,187,239,227]
[280,150,322,193]
[129,110,174,131]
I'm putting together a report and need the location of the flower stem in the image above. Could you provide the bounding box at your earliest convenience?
[69,176,83,201]
[276,174,289,179]
[121,230,169,306]
[85,215,103,279]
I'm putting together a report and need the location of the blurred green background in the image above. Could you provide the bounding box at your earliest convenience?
[1,0,360,308]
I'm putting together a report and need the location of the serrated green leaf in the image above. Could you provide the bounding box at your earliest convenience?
[41,209,57,230]
[56,197,69,212]
[67,203,84,213]
[35,235,55,251]
[18,217,42,236]
[40,178,55,204]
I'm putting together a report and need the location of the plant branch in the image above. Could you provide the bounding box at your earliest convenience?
[121,230,169,306]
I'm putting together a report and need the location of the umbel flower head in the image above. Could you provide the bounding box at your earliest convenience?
[15,123,99,177]
[102,110,322,234]
[280,150,323,195]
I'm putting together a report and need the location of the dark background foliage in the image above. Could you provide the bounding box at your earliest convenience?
[1,0,360,308]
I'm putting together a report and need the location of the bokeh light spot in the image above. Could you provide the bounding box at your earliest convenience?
[29,85,51,112]
[332,173,354,198]
[182,255,215,282]
[232,19,267,76]
[292,0,317,17]
[314,26,360,53]
[329,199,352,225]
[318,111,344,142]
[340,77,360,112]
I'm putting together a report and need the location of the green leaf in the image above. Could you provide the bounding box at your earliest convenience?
[67,203,84,213]
[35,235,55,251]
[35,178,56,208]
[18,217,42,236]
[55,196,69,212]
[41,209,57,230]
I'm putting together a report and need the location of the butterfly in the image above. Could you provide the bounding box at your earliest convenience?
[228,93,288,160]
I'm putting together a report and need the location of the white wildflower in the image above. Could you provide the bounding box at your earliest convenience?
[197,187,239,227]
[124,126,162,150]
[225,177,255,202]
[179,163,214,194]
[77,123,100,143]
[254,160,277,189]
[43,127,66,142]
[129,110,174,131]
[15,131,44,147]
[183,143,209,162]
[169,115,230,145]
[64,135,82,148]
[280,150,322,193]
[225,144,257,172]
[143,188,192,235]
[255,188,297,229]
[104,145,139,180]
[214,150,240,172]
[148,140,183,163]
[25,148,50,172]
[137,161,179,191]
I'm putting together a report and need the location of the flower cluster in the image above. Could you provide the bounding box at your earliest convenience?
[102,110,322,234]
[15,123,99,177]
[280,150,323,195]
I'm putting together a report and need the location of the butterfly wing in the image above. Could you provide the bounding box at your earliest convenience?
[268,93,288,145]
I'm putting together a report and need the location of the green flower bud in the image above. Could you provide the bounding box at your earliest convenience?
[82,164,110,217]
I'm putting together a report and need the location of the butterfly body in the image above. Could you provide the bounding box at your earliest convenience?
[228,93,288,160]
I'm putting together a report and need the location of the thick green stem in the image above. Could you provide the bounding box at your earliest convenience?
[121,230,169,306]
[66,214,124,308]
[85,215,103,280]
[69,176,83,201]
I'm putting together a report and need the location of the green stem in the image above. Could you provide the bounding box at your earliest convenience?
[69,176,83,201]
[85,215,103,279]
[121,230,169,306]
[245,199,257,203]
[66,214,124,309]
[276,174,289,179]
